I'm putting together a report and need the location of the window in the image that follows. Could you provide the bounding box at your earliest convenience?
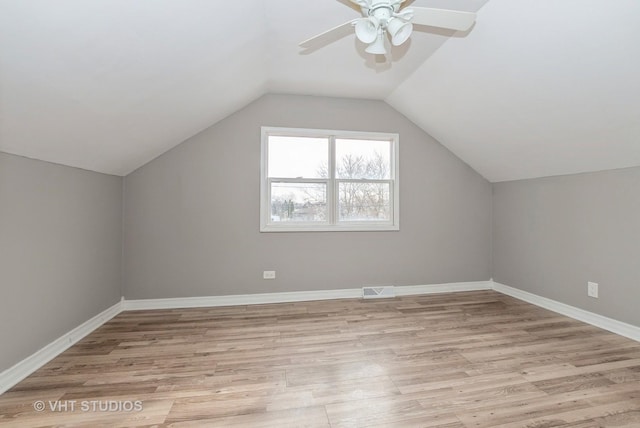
[260,127,399,232]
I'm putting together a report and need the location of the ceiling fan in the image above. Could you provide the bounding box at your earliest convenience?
[300,0,476,55]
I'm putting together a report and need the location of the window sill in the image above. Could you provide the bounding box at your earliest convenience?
[260,224,400,233]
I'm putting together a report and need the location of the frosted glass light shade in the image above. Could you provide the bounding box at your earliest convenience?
[365,32,386,54]
[355,17,379,44]
[387,18,412,46]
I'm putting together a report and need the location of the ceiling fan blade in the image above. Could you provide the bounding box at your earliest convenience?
[408,7,476,32]
[299,19,357,49]
[336,0,364,13]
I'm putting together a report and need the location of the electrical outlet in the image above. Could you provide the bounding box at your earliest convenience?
[587,281,599,298]
[263,270,276,280]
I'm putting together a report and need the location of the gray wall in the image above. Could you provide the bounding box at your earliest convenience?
[123,94,492,299]
[4,93,638,374]
[0,153,122,372]
[493,167,640,326]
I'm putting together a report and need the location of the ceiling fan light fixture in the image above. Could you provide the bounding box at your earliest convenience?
[386,18,412,46]
[299,0,477,58]
[365,30,386,55]
[354,17,379,44]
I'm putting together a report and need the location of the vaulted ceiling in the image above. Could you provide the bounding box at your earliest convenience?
[1,0,639,181]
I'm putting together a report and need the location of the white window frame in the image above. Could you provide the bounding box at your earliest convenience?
[260,127,400,232]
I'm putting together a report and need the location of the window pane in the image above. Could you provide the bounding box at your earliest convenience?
[338,182,390,222]
[268,136,329,178]
[270,182,327,223]
[335,139,391,179]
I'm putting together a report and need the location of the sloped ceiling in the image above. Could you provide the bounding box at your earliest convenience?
[387,0,640,182]
[1,0,639,181]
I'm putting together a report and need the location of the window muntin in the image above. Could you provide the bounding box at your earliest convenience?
[261,127,399,232]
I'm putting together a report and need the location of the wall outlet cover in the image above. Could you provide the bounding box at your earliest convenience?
[587,281,599,298]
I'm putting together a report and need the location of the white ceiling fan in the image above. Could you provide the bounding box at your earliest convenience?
[300,0,477,55]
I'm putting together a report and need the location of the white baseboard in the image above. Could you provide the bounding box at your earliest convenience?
[396,281,493,296]
[123,281,492,310]
[123,288,362,310]
[0,300,123,395]
[493,282,640,342]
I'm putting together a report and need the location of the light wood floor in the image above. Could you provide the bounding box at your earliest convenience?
[1,291,640,427]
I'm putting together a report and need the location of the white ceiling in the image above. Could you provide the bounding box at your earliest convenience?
[387,0,640,182]
[1,0,639,181]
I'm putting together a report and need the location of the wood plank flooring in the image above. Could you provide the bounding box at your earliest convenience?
[1,290,640,427]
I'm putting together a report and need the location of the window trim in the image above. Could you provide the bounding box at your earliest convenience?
[260,127,400,232]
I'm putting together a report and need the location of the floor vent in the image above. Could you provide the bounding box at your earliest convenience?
[362,286,396,299]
